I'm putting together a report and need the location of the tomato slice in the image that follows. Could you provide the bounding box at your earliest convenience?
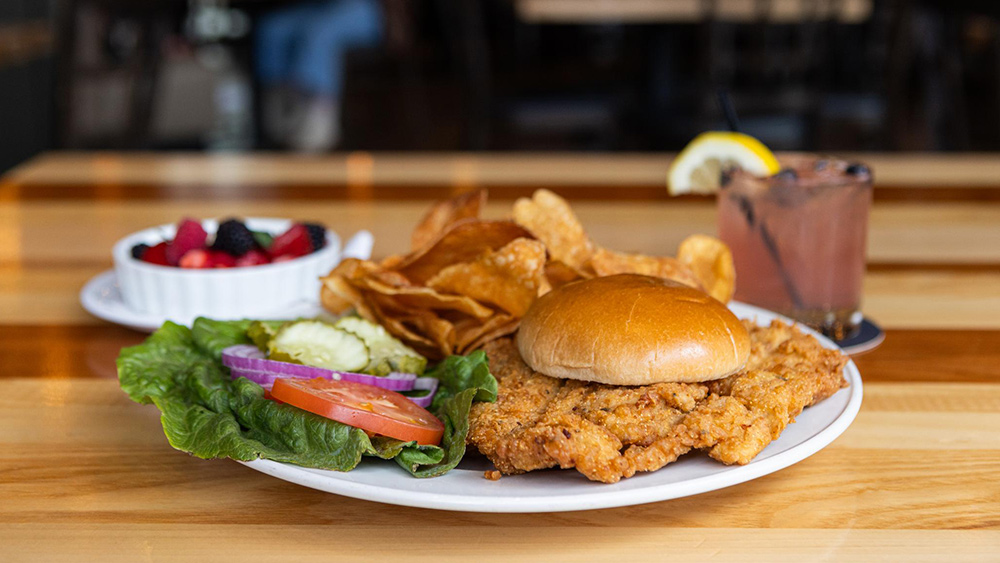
[270,378,444,446]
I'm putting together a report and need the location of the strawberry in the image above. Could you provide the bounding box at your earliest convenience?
[166,218,208,266]
[142,242,170,266]
[272,254,298,263]
[235,249,271,267]
[209,250,237,268]
[268,224,312,258]
[179,248,210,269]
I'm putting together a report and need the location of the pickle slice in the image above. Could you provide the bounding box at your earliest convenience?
[247,320,283,351]
[335,316,427,376]
[268,320,369,372]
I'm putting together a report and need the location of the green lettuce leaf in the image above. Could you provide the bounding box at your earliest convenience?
[117,318,496,477]
[396,350,496,477]
[191,318,254,360]
[428,350,497,408]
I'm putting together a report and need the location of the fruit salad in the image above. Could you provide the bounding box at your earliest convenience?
[131,218,327,269]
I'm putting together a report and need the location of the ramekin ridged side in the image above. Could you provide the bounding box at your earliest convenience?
[112,218,341,320]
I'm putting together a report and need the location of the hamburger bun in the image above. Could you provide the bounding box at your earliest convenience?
[516,274,750,385]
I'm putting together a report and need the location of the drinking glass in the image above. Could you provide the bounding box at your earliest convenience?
[717,154,873,340]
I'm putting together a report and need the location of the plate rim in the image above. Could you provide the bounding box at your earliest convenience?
[237,301,864,513]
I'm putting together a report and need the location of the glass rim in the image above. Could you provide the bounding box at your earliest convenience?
[722,154,873,195]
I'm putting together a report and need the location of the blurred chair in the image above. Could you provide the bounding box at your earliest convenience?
[885,0,1000,150]
[0,18,56,171]
[340,0,493,150]
[334,0,436,149]
[692,0,883,150]
[507,0,882,151]
[53,0,174,149]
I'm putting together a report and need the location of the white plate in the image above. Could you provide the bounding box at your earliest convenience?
[81,230,374,332]
[238,301,863,512]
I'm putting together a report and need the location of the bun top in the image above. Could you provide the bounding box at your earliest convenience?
[516,274,750,385]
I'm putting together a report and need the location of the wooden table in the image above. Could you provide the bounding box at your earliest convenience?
[1,152,999,562]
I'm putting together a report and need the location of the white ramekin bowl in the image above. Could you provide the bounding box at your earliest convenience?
[112,218,342,320]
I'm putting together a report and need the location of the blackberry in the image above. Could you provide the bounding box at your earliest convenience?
[212,219,257,256]
[303,223,327,251]
[131,243,150,260]
[845,163,871,177]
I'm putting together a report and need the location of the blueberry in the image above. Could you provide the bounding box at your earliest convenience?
[774,169,799,181]
[131,243,150,260]
[845,163,870,176]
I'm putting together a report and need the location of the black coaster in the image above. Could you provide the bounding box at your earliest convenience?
[835,317,885,355]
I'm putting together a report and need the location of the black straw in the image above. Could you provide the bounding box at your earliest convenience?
[717,90,742,133]
[717,89,805,310]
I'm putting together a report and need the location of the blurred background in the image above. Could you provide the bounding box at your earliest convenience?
[3,0,1000,171]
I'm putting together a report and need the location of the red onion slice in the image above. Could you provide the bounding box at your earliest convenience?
[221,345,417,391]
[222,345,327,377]
[406,377,439,408]
[229,367,283,390]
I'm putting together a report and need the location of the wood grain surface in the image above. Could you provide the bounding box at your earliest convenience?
[0,152,998,562]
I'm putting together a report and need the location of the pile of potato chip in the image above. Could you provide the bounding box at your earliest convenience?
[321,189,735,359]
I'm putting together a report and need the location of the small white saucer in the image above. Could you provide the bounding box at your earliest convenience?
[80,270,327,332]
[835,317,885,356]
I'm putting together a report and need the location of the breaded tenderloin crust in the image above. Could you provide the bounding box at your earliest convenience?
[467,320,848,483]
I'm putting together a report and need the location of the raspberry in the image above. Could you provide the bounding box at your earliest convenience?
[131,243,150,260]
[167,219,208,266]
[268,224,312,258]
[212,219,257,257]
[209,250,237,268]
[142,242,170,266]
[235,249,271,267]
[303,222,327,251]
[179,248,210,269]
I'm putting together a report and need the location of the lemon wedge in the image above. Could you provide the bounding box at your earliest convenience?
[668,132,780,195]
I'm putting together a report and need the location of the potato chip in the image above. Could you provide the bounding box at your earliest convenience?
[370,269,411,287]
[590,247,704,290]
[537,275,553,297]
[322,257,383,285]
[545,260,589,288]
[426,238,545,317]
[320,277,361,314]
[365,294,444,357]
[677,234,736,303]
[319,258,380,314]
[411,189,487,251]
[367,293,455,358]
[326,258,412,287]
[455,314,519,355]
[394,219,533,284]
[379,254,406,269]
[512,189,593,270]
[354,277,496,320]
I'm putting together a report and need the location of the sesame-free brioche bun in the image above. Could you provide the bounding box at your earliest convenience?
[515,274,750,385]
